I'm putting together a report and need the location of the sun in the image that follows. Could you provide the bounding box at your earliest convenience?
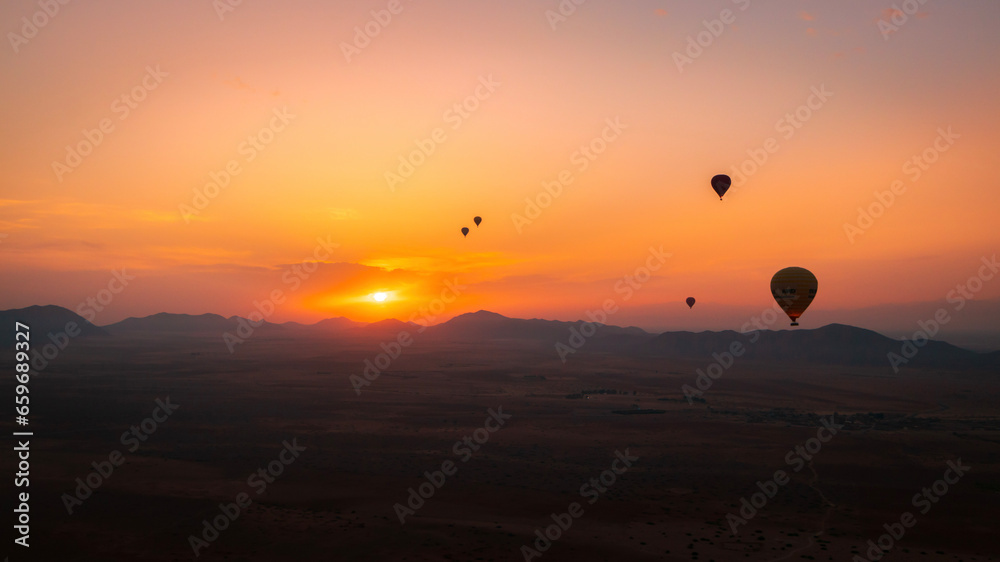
[372,292,388,303]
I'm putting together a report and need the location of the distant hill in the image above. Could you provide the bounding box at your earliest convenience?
[361,318,419,337]
[422,310,650,344]
[0,305,109,343]
[260,317,360,338]
[104,312,407,340]
[106,312,241,335]
[417,312,996,368]
[642,323,993,368]
[309,317,362,332]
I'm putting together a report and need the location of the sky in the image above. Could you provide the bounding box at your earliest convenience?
[1,0,998,348]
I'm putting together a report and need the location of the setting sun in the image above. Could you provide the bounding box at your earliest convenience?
[372,292,388,303]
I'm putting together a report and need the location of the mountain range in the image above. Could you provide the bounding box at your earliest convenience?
[2,305,997,369]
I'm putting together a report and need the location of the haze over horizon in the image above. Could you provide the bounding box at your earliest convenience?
[2,0,998,346]
[10,302,998,354]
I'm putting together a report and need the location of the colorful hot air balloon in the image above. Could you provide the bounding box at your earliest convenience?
[711,175,731,200]
[686,297,696,309]
[770,267,818,326]
[461,227,469,237]
[474,216,482,227]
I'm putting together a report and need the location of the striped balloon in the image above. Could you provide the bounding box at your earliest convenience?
[770,267,818,326]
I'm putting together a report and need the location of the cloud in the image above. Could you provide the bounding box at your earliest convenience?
[798,11,815,21]
[0,199,41,207]
[25,239,105,251]
[0,199,183,230]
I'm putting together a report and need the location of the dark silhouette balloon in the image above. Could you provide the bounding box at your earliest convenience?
[770,267,818,326]
[461,227,469,237]
[686,297,696,309]
[474,216,482,227]
[711,174,731,200]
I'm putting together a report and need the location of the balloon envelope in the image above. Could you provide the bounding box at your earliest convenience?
[770,267,818,326]
[474,216,482,227]
[461,227,469,237]
[686,297,696,309]
[711,175,731,200]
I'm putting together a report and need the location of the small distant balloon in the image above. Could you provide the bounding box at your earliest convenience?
[770,267,818,326]
[474,216,482,227]
[686,297,696,309]
[711,174,731,200]
[461,227,469,237]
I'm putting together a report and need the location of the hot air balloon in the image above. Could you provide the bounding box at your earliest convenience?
[770,267,818,326]
[686,297,696,309]
[461,227,469,237]
[710,174,731,200]
[474,216,482,227]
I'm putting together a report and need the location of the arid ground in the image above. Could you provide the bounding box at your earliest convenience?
[6,333,999,562]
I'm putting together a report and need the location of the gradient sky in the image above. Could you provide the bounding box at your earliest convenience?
[1,0,998,347]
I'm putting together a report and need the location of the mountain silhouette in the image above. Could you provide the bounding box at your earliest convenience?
[422,310,649,344]
[642,323,991,368]
[106,312,244,335]
[0,305,108,343]
[309,317,362,332]
[2,305,995,369]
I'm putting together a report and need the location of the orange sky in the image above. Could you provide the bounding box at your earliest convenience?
[1,1,998,345]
